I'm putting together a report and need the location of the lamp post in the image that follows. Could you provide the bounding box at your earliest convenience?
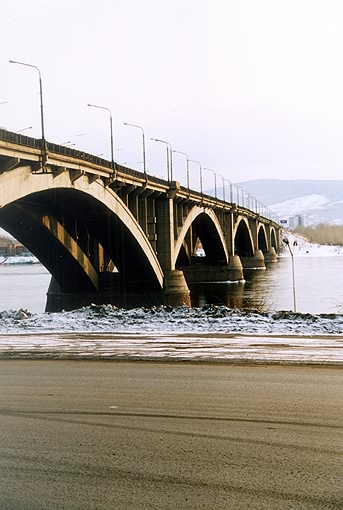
[9,60,47,166]
[204,168,217,198]
[151,138,173,181]
[173,150,189,189]
[283,237,297,312]
[189,160,203,195]
[87,103,114,170]
[220,177,233,203]
[124,122,146,179]
[229,181,233,202]
[219,176,226,201]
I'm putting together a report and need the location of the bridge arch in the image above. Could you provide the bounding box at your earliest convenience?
[234,217,254,257]
[257,224,268,253]
[174,206,228,267]
[0,166,164,296]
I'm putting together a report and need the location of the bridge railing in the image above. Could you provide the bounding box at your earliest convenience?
[115,163,165,187]
[47,142,112,169]
[0,128,40,149]
[0,129,168,187]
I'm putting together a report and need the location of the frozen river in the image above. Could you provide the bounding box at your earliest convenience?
[1,244,343,364]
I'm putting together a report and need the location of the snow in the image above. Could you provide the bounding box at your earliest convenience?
[0,305,342,364]
[279,235,343,257]
[0,256,39,265]
[271,194,328,217]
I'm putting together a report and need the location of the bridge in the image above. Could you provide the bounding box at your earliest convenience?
[0,129,281,311]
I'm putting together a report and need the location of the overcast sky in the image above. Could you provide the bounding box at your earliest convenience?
[2,0,343,188]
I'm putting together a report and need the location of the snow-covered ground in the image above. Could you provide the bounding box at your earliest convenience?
[279,233,342,257]
[0,305,343,364]
[0,256,39,265]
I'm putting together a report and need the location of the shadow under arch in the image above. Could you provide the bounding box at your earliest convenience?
[234,217,254,257]
[0,167,164,308]
[258,224,268,253]
[174,206,228,267]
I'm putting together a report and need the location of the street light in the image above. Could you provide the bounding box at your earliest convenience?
[151,138,173,181]
[219,176,233,202]
[283,237,297,312]
[173,150,189,189]
[87,103,114,170]
[219,176,226,201]
[124,122,146,179]
[189,159,203,195]
[9,60,47,166]
[204,168,217,198]
[228,180,233,202]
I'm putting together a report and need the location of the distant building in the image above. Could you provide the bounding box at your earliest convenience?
[0,237,31,256]
[288,215,306,229]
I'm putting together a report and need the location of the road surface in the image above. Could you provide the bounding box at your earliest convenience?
[0,360,342,509]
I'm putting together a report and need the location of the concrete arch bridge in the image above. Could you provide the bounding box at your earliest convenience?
[0,130,281,311]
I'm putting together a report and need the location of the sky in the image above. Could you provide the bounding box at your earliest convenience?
[2,0,343,189]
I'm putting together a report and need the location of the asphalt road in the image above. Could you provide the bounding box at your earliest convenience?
[0,360,342,509]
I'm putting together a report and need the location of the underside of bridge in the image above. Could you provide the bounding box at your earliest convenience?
[258,226,268,253]
[234,220,254,258]
[0,188,166,310]
[175,212,227,267]
[174,210,245,284]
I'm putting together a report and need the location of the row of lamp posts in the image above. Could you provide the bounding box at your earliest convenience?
[6,59,274,217]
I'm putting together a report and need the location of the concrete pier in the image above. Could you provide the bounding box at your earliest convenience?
[181,255,244,283]
[163,270,191,307]
[241,249,266,269]
[264,246,278,262]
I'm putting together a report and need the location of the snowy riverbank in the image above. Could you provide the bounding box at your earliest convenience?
[0,256,39,265]
[0,305,342,364]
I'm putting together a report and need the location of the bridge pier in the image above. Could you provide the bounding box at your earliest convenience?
[163,270,191,307]
[264,247,278,263]
[45,270,191,312]
[180,255,244,283]
[240,249,266,269]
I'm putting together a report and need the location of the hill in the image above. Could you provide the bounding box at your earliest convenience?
[236,179,343,226]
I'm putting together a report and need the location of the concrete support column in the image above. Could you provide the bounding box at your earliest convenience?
[264,246,277,262]
[156,197,175,271]
[251,219,259,253]
[227,211,235,256]
[240,249,266,269]
[138,196,147,235]
[227,255,244,280]
[156,196,190,306]
[163,270,191,307]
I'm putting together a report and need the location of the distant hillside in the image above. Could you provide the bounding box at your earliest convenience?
[236,179,343,226]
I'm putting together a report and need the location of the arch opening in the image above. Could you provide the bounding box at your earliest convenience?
[234,219,254,257]
[175,211,227,268]
[258,225,268,253]
[0,186,165,309]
